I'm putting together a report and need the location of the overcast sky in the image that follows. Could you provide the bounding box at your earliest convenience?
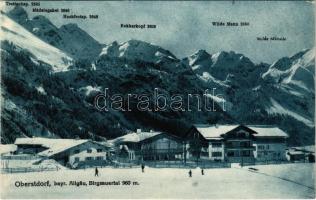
[4,1,315,63]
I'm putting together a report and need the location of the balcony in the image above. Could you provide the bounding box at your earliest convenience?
[225,145,255,150]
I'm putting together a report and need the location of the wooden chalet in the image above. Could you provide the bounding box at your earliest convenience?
[111,129,185,162]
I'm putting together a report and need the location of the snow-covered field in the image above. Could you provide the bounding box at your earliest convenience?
[0,163,314,199]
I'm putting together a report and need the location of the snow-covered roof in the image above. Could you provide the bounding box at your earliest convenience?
[111,131,162,144]
[247,126,289,138]
[287,150,305,155]
[39,141,89,157]
[97,141,114,148]
[15,137,86,147]
[193,124,288,139]
[14,137,109,157]
[0,144,17,155]
[193,124,240,139]
[286,147,313,155]
[291,145,315,153]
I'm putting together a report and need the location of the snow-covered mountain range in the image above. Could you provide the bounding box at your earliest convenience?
[7,6,103,61]
[1,7,314,145]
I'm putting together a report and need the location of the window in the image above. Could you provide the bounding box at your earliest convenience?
[212,143,222,148]
[212,152,222,157]
[74,157,80,162]
[86,157,93,161]
[266,145,270,150]
[87,149,92,153]
[97,149,103,153]
[74,149,80,154]
[96,156,103,160]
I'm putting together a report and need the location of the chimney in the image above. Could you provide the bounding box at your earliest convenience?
[150,130,154,133]
[136,129,142,134]
[215,124,218,128]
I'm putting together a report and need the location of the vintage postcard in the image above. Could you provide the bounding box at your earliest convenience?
[0,0,315,199]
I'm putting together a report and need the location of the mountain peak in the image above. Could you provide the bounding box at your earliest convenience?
[100,39,178,63]
[268,48,314,72]
[192,49,211,57]
[7,6,28,24]
[111,41,119,46]
[32,15,55,26]
[6,6,103,61]
[186,49,212,67]
[290,49,310,61]
[262,47,315,91]
[211,50,253,66]
[212,50,238,59]
[125,39,148,46]
[32,15,50,21]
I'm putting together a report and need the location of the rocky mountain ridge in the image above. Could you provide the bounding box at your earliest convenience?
[7,6,103,61]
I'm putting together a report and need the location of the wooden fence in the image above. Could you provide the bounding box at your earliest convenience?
[1,167,58,174]
[0,155,60,174]
[144,161,231,168]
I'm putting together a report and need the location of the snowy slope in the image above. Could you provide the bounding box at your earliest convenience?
[196,72,229,87]
[7,6,103,61]
[0,14,72,72]
[1,164,314,199]
[56,23,103,60]
[0,144,17,155]
[266,98,314,127]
